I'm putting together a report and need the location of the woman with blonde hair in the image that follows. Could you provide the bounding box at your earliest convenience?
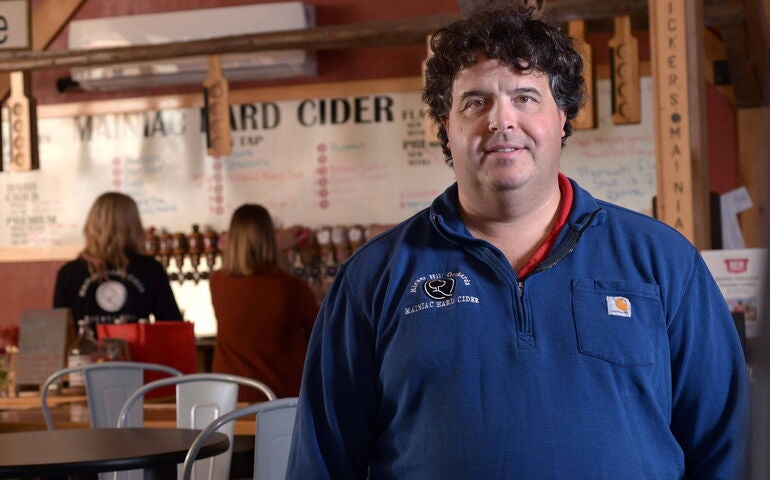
[210,204,318,401]
[53,192,182,326]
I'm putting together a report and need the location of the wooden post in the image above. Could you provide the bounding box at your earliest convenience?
[648,0,710,248]
[737,108,768,248]
[7,71,38,171]
[203,55,231,157]
[609,15,641,124]
[568,20,595,130]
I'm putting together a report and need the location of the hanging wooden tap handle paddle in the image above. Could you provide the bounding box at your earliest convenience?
[568,20,595,130]
[203,55,232,157]
[8,71,39,171]
[609,15,641,124]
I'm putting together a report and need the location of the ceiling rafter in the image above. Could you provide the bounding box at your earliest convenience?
[0,0,763,106]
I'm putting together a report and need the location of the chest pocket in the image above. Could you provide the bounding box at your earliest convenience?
[572,279,663,367]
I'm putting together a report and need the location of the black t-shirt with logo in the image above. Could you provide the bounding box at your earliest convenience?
[53,252,183,325]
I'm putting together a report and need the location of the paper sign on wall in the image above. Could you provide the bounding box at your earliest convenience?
[701,248,767,338]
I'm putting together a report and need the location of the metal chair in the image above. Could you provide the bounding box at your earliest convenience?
[181,397,298,480]
[41,361,183,430]
[116,373,277,480]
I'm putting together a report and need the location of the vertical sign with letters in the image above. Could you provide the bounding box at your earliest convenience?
[649,0,709,247]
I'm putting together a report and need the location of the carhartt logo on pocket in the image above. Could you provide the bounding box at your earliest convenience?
[606,296,632,317]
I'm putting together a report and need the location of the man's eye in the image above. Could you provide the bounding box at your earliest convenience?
[517,95,534,104]
[464,99,486,110]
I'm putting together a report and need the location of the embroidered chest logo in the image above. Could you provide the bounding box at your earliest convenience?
[404,271,480,315]
[606,296,632,317]
[423,278,455,300]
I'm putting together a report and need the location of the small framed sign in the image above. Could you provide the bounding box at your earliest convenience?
[0,0,30,51]
[16,308,71,387]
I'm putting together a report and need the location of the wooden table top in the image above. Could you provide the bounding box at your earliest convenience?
[0,392,257,435]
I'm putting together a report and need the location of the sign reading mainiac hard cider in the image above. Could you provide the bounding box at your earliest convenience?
[0,0,30,50]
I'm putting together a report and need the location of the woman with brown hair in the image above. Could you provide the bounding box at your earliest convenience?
[210,204,318,401]
[53,192,182,326]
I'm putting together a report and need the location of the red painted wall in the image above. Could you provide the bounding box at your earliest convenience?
[706,85,740,194]
[0,261,64,325]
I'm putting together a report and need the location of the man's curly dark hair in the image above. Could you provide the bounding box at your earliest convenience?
[422,6,586,165]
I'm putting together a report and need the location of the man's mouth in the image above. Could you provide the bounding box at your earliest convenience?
[486,144,523,154]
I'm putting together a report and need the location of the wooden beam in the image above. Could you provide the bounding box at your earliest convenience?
[684,0,712,249]
[0,1,745,74]
[703,28,736,104]
[725,0,767,246]
[737,107,768,247]
[721,22,764,108]
[0,0,88,100]
[0,13,460,73]
[545,0,742,25]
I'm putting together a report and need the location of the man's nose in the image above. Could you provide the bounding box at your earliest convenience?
[489,102,516,132]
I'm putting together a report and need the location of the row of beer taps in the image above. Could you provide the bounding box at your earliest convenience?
[145,223,391,298]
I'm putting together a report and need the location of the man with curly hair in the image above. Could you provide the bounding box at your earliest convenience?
[287,6,748,479]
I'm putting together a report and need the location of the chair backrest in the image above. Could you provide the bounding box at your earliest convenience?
[41,361,183,430]
[181,397,298,480]
[117,373,277,480]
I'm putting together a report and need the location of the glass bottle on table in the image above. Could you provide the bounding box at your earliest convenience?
[66,318,98,391]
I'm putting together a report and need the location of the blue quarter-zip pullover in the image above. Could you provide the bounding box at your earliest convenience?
[287,179,748,479]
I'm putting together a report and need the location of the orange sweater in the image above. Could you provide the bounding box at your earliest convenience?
[209,269,319,401]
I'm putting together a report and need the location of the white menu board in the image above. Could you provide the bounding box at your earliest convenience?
[1,79,655,259]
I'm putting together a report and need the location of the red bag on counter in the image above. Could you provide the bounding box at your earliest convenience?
[96,321,197,398]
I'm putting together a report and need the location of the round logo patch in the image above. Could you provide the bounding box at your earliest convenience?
[95,280,128,312]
